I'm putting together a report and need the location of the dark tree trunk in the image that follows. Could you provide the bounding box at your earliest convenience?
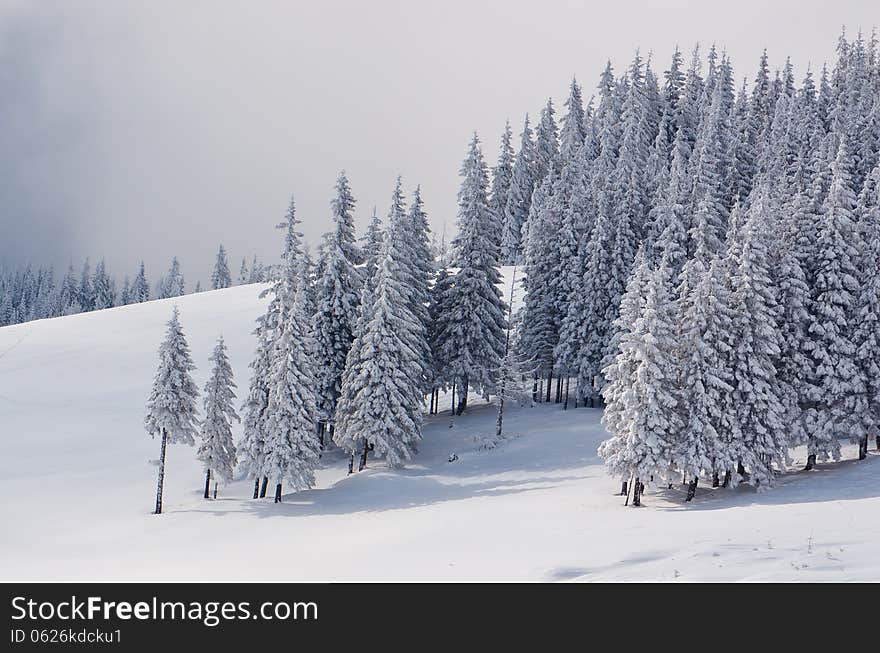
[632,477,642,507]
[712,472,719,488]
[722,470,731,488]
[804,453,816,471]
[348,453,355,475]
[496,393,504,438]
[253,478,260,499]
[876,435,880,450]
[563,377,570,410]
[686,477,698,502]
[737,461,746,477]
[359,443,369,471]
[532,375,539,403]
[456,378,469,415]
[451,382,456,414]
[154,428,169,515]
[318,421,325,449]
[620,480,628,496]
[260,476,268,498]
[274,482,282,504]
[858,435,868,460]
[429,389,435,414]
[554,375,562,403]
[213,482,218,499]
[203,468,211,499]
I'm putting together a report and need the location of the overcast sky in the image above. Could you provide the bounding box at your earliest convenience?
[1,0,876,285]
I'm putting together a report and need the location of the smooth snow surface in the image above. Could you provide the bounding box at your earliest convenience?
[1,272,878,581]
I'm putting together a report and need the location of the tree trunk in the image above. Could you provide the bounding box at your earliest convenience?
[274,482,282,504]
[532,375,539,403]
[722,470,731,488]
[804,453,816,471]
[348,453,355,475]
[252,478,260,499]
[686,477,698,502]
[620,480,628,496]
[712,472,719,488]
[496,393,505,438]
[859,435,868,460]
[456,378,469,415]
[876,434,880,450]
[632,477,642,507]
[213,482,218,499]
[555,375,562,403]
[154,428,169,515]
[359,443,369,471]
[203,468,211,499]
[429,389,435,415]
[260,476,268,498]
[451,382,456,414]
[737,461,746,477]
[563,377,570,410]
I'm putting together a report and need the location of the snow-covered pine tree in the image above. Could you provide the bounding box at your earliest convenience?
[489,121,515,254]
[444,134,508,414]
[360,206,384,290]
[533,98,560,187]
[854,162,880,456]
[803,134,864,468]
[726,190,789,487]
[198,336,239,498]
[501,115,536,265]
[559,77,587,162]
[333,229,425,468]
[158,257,185,299]
[92,259,116,310]
[238,258,249,285]
[599,264,682,506]
[314,172,362,444]
[211,244,232,290]
[263,268,320,503]
[144,306,200,514]
[132,262,150,303]
[78,259,93,312]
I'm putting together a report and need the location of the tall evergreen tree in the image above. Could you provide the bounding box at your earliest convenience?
[197,336,239,498]
[144,306,200,514]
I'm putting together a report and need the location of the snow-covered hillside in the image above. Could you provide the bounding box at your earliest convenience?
[1,279,878,582]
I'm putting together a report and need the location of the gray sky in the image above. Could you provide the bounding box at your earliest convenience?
[1,0,876,285]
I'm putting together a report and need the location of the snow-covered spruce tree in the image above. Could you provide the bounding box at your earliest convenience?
[854,162,880,455]
[263,269,320,503]
[158,257,185,299]
[726,191,789,488]
[533,98,560,190]
[197,336,239,499]
[599,249,650,496]
[599,264,682,506]
[333,233,425,469]
[360,206,384,290]
[675,256,736,499]
[444,134,508,414]
[559,77,587,162]
[501,115,536,265]
[248,256,265,283]
[119,276,131,306]
[314,172,362,444]
[78,259,93,312]
[489,121,515,253]
[427,255,455,413]
[92,259,116,310]
[132,262,150,303]
[519,172,562,400]
[144,306,200,514]
[211,244,232,290]
[239,309,275,499]
[238,258,249,285]
[803,134,864,468]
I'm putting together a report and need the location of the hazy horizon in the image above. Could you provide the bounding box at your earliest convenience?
[1,0,876,285]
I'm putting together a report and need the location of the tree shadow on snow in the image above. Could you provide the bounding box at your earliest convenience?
[652,453,880,511]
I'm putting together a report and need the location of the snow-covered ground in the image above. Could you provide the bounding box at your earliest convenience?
[1,278,879,582]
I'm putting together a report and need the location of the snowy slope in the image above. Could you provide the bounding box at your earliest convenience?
[1,273,879,582]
